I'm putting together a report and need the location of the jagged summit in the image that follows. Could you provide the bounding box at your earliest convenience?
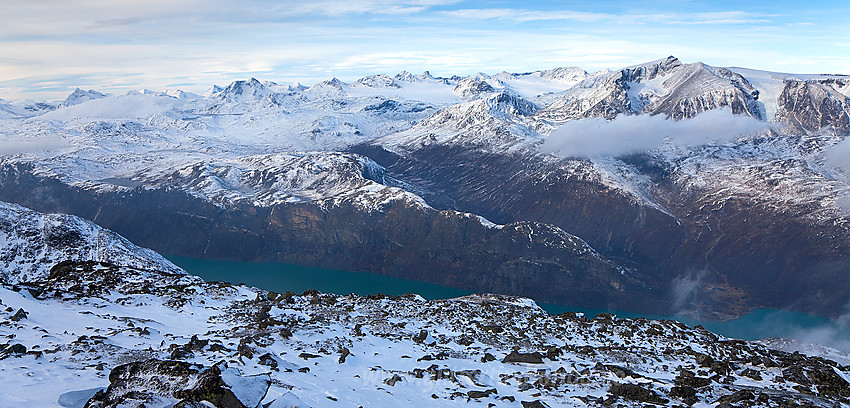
[393,70,417,82]
[213,77,275,103]
[453,77,496,99]
[537,56,763,121]
[537,66,590,82]
[356,73,401,88]
[58,88,106,108]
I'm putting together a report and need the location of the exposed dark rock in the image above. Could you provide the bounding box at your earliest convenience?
[84,359,269,408]
[675,370,712,389]
[670,386,698,406]
[170,335,209,360]
[0,343,27,358]
[413,330,429,343]
[10,308,28,321]
[467,389,497,399]
[481,352,496,363]
[608,383,669,404]
[520,400,548,408]
[696,353,714,367]
[776,79,850,134]
[716,389,755,405]
[258,353,278,369]
[502,351,544,364]
[740,368,763,381]
[338,347,351,364]
[384,374,403,386]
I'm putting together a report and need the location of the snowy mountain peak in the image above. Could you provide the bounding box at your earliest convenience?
[538,56,763,121]
[204,84,223,97]
[453,77,496,99]
[287,82,308,92]
[356,74,401,89]
[59,88,107,108]
[214,77,275,103]
[538,66,590,82]
[622,55,683,82]
[487,91,539,117]
[394,70,417,82]
[163,89,202,100]
[776,79,850,133]
[474,72,491,81]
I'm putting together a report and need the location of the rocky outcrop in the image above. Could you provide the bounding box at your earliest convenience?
[85,360,270,408]
[0,199,182,284]
[775,79,850,134]
[453,78,496,99]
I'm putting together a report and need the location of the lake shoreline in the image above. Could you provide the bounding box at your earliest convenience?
[167,255,850,353]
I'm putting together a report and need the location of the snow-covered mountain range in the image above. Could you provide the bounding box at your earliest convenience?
[3,201,850,407]
[1,56,849,320]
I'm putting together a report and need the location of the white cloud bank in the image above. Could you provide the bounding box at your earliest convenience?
[541,109,771,158]
[826,137,850,172]
[0,138,70,156]
[32,94,183,122]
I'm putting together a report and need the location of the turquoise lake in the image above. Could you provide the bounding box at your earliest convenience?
[168,256,850,351]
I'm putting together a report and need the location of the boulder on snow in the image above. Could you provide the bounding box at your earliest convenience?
[84,359,270,408]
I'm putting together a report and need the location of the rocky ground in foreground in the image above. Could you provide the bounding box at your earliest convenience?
[3,258,850,408]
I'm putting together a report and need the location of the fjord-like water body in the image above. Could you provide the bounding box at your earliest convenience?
[169,256,849,351]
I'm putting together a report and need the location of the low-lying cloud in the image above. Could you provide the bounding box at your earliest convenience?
[541,109,771,158]
[824,138,850,213]
[0,138,70,156]
[826,137,850,172]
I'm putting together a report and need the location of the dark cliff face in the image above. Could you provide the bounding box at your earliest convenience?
[351,144,686,267]
[350,144,850,320]
[0,163,657,313]
[776,80,850,134]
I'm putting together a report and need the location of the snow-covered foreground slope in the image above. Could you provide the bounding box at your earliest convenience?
[2,229,850,406]
[0,201,181,284]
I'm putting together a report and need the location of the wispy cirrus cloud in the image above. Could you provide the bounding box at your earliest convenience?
[439,8,611,23]
[0,0,848,101]
[440,8,773,25]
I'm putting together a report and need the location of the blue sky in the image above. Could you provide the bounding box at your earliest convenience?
[1,0,848,101]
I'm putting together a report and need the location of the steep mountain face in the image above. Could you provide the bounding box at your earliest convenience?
[775,79,850,133]
[537,57,762,122]
[59,88,107,108]
[0,163,646,310]
[2,207,850,407]
[0,201,181,284]
[1,57,849,320]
